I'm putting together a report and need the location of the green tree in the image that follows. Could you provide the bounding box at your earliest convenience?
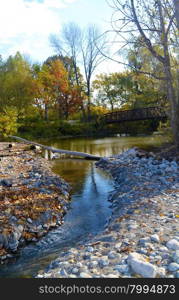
[93,72,133,110]
[0,107,18,137]
[0,52,36,118]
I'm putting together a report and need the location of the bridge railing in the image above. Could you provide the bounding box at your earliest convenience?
[103,107,167,123]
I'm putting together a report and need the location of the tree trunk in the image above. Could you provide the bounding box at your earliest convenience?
[87,81,91,121]
[163,59,179,148]
[80,102,87,121]
[65,95,69,120]
[174,0,179,29]
[44,104,48,121]
[157,0,179,148]
[110,101,114,111]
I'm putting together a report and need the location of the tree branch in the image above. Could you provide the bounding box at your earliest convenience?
[130,0,165,64]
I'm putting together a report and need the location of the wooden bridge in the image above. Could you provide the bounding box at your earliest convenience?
[103,107,167,124]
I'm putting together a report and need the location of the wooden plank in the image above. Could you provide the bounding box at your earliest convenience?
[9,136,101,160]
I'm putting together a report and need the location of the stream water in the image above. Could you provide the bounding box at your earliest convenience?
[0,135,167,278]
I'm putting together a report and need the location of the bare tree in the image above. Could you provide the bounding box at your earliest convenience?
[50,23,108,121]
[50,23,82,84]
[108,0,179,147]
[81,25,107,120]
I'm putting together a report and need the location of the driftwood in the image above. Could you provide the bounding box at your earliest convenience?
[9,136,101,160]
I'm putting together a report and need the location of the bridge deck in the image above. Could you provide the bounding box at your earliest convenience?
[104,107,167,124]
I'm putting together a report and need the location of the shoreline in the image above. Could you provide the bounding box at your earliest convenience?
[37,148,179,278]
[0,142,71,264]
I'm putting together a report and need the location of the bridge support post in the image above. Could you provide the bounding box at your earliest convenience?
[44,149,49,160]
[49,151,54,160]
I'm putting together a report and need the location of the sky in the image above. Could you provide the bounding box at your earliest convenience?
[0,0,123,76]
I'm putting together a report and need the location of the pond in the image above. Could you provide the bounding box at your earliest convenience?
[0,134,168,278]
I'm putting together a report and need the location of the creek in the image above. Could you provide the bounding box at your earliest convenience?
[0,135,167,277]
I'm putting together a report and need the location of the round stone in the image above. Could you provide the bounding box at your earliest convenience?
[168,263,179,272]
[71,268,79,274]
[98,259,109,268]
[151,234,160,243]
[157,267,166,278]
[79,272,91,278]
[166,239,179,250]
[86,246,94,253]
[114,264,129,274]
[114,243,122,250]
[108,252,117,259]
[173,250,179,264]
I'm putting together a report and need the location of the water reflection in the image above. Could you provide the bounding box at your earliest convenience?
[40,135,168,158]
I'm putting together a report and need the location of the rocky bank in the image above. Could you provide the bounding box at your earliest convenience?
[37,148,179,278]
[0,142,70,263]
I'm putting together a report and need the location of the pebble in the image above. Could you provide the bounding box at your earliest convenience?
[79,272,91,278]
[71,268,79,275]
[86,247,94,253]
[166,239,179,250]
[114,243,122,249]
[168,263,179,272]
[159,246,169,252]
[59,269,68,277]
[151,234,160,243]
[98,258,109,268]
[157,267,166,277]
[88,261,98,269]
[139,237,151,245]
[114,264,129,274]
[173,251,179,264]
[108,252,118,259]
[27,218,33,224]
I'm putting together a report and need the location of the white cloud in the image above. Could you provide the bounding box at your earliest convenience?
[0,0,77,61]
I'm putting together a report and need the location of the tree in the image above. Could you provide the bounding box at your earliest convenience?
[36,58,85,121]
[0,107,18,137]
[50,23,86,119]
[0,52,36,118]
[108,0,179,147]
[51,23,108,120]
[80,25,107,120]
[93,72,133,110]
[127,42,168,107]
[93,70,164,111]
[36,59,69,121]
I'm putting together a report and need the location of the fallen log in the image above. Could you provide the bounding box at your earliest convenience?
[9,136,101,160]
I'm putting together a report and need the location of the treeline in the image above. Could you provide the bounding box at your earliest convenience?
[0,48,169,138]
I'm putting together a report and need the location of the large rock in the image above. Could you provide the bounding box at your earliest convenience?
[166,239,179,250]
[127,252,157,278]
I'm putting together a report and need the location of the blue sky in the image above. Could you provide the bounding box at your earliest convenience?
[0,0,122,74]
